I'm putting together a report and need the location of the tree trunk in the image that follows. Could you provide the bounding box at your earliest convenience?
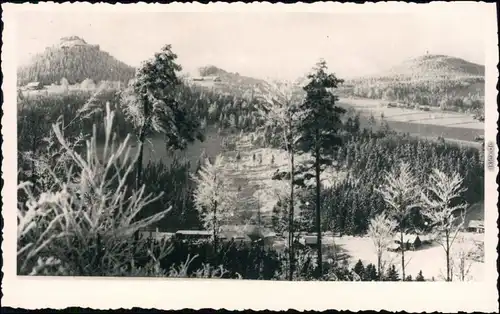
[288,149,295,281]
[135,126,146,191]
[315,138,322,278]
[213,200,218,255]
[136,98,150,190]
[377,252,382,280]
[446,230,451,282]
[400,230,405,281]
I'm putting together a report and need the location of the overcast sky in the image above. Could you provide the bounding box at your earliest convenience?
[15,6,489,80]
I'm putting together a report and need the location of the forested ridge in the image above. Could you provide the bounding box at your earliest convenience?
[17,36,136,86]
[340,55,485,118]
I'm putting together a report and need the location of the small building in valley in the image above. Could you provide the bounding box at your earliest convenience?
[25,82,43,90]
[303,235,319,247]
[390,234,423,251]
[467,220,484,233]
[175,230,213,242]
[203,76,222,82]
[138,227,174,242]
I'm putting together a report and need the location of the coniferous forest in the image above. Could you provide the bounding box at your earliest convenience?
[17,38,485,282]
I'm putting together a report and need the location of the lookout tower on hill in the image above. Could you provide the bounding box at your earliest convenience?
[59,36,99,50]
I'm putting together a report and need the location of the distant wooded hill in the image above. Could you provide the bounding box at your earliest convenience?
[189,65,270,98]
[340,54,485,117]
[17,36,136,86]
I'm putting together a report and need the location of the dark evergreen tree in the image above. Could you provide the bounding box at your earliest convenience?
[296,59,345,277]
[363,263,378,281]
[416,270,425,281]
[353,259,365,278]
[121,44,204,189]
[386,265,400,281]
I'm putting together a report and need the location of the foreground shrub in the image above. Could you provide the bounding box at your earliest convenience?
[154,239,282,280]
[17,105,235,278]
[17,104,171,276]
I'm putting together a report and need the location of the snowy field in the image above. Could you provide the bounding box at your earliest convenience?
[339,97,483,130]
[216,133,347,224]
[331,233,484,281]
[270,232,484,281]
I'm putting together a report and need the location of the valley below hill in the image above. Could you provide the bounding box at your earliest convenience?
[338,97,483,145]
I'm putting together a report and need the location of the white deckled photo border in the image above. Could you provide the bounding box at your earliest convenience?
[1,2,498,312]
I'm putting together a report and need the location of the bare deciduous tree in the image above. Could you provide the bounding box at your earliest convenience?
[420,168,468,282]
[376,162,421,281]
[256,79,305,281]
[452,234,479,282]
[192,155,236,253]
[367,213,398,279]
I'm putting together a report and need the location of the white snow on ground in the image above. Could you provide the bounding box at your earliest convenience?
[340,97,483,130]
[213,133,485,282]
[329,232,484,281]
[218,134,346,221]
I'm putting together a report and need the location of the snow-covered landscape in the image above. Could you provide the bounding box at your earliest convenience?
[14,4,488,287]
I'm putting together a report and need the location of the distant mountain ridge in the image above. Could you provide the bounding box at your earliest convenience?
[197,65,268,86]
[189,65,270,98]
[362,54,484,81]
[341,54,484,115]
[17,36,136,86]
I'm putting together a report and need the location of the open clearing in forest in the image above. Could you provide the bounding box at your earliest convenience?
[120,131,346,226]
[272,233,485,281]
[339,97,484,144]
[334,232,484,281]
[215,133,347,226]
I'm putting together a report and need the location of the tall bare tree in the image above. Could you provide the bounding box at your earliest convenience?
[376,162,421,281]
[420,169,468,282]
[367,213,398,279]
[192,155,236,253]
[452,234,479,282]
[255,79,305,281]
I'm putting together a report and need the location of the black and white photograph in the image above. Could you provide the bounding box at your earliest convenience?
[2,2,498,312]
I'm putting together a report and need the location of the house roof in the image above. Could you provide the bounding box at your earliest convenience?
[468,220,484,228]
[139,231,174,237]
[175,230,212,236]
[26,82,41,87]
[388,243,400,249]
[393,234,420,243]
[304,235,318,244]
[221,230,247,240]
[406,234,420,242]
[418,234,432,242]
